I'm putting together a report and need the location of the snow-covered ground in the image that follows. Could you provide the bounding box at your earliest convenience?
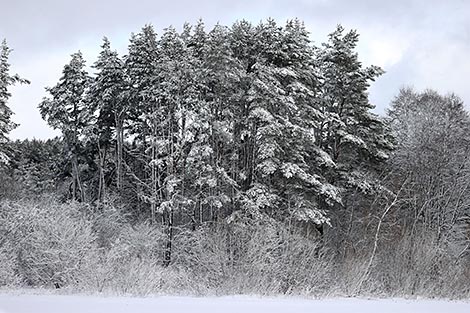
[0,293,469,313]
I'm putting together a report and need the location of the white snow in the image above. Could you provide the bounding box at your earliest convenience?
[0,294,469,313]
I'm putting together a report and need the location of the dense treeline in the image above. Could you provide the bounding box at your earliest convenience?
[35,19,392,267]
[0,20,469,297]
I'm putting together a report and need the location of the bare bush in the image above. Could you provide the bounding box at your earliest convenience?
[0,198,96,287]
[1,196,469,298]
[172,218,331,295]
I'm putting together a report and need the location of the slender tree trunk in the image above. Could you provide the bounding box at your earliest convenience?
[115,115,124,191]
[97,141,106,204]
[150,145,156,224]
[150,111,158,224]
[163,208,174,267]
[72,154,84,202]
[71,170,76,200]
[356,181,406,294]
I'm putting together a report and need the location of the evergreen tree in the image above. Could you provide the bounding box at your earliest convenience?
[9,138,64,196]
[39,51,91,201]
[188,22,241,225]
[154,25,191,265]
[33,19,395,265]
[0,39,29,163]
[227,20,339,227]
[316,25,392,178]
[315,25,394,242]
[89,37,127,201]
[124,25,160,217]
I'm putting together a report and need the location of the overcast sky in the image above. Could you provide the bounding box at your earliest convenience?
[1,0,469,139]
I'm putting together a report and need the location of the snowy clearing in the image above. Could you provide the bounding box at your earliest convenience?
[0,294,469,313]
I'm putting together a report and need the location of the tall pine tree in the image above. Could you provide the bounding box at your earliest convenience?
[0,39,29,163]
[39,51,91,201]
[89,37,127,201]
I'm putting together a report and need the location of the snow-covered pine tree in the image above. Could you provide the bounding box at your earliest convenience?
[89,37,127,201]
[314,25,394,242]
[228,20,273,220]
[191,23,241,224]
[125,25,159,138]
[187,19,207,60]
[156,25,199,266]
[124,25,160,219]
[9,138,64,195]
[0,39,29,164]
[268,19,340,227]
[38,51,91,202]
[316,25,393,187]
[226,20,340,229]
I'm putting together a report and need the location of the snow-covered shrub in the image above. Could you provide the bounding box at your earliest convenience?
[0,200,20,286]
[0,198,96,288]
[172,217,331,295]
[77,208,168,295]
[171,224,231,293]
[230,219,332,295]
[2,196,468,298]
[369,229,470,298]
[0,249,20,286]
[332,224,470,298]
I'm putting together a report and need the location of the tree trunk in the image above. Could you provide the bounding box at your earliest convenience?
[115,115,124,191]
[72,154,84,202]
[163,208,174,267]
[97,141,106,204]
